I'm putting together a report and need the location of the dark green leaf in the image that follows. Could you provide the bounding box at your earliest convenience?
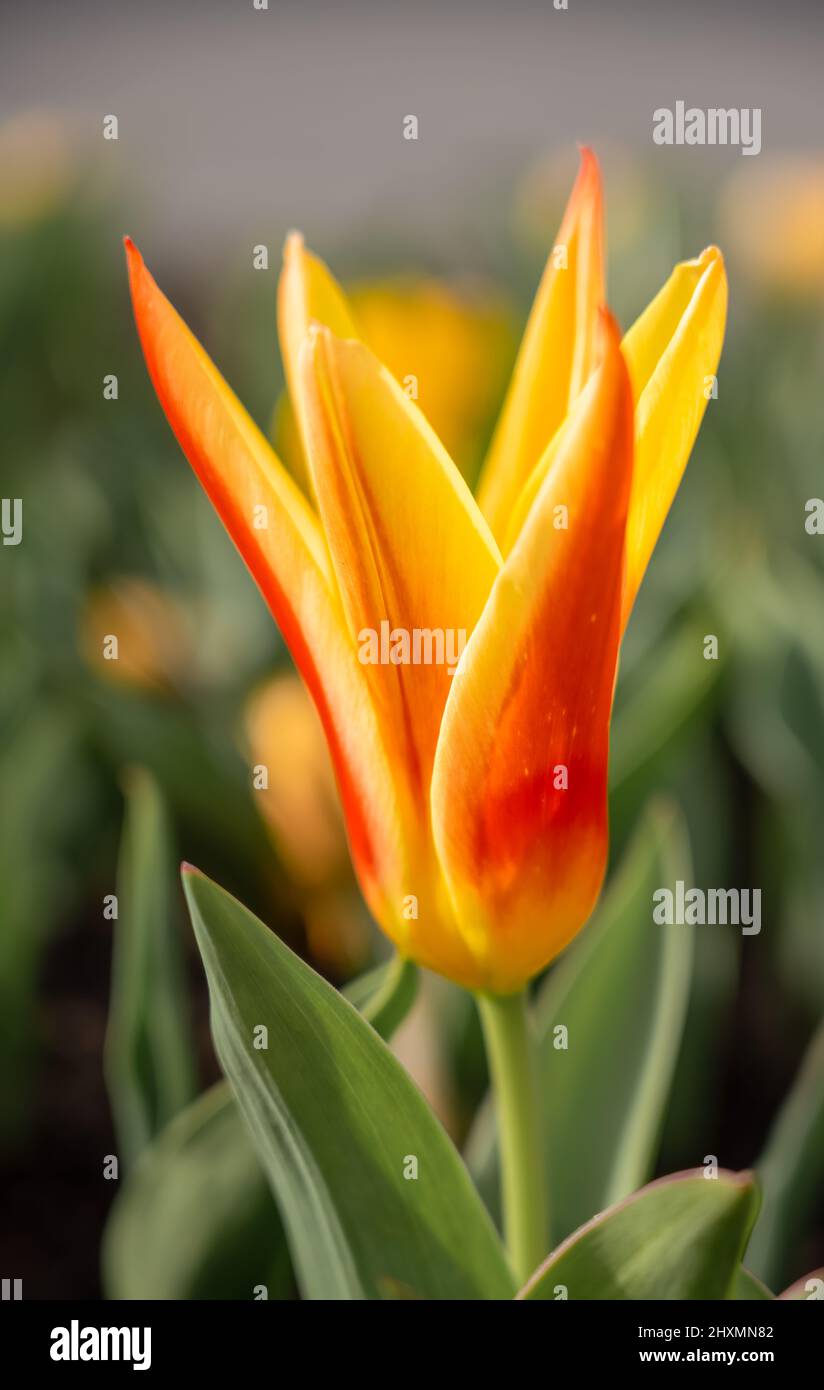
[519,1170,760,1301]
[733,1268,774,1300]
[102,1082,291,1299]
[105,767,196,1165]
[746,1022,824,1291]
[183,866,514,1301]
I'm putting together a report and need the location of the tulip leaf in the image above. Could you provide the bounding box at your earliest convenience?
[733,1268,774,1300]
[746,1021,824,1292]
[103,1081,292,1300]
[104,963,419,1301]
[518,1170,760,1301]
[104,767,196,1166]
[183,866,514,1301]
[467,800,694,1245]
[342,953,419,1040]
[778,1268,824,1301]
[610,618,721,820]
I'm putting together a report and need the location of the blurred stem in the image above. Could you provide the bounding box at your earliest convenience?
[477,988,546,1285]
[359,953,418,1041]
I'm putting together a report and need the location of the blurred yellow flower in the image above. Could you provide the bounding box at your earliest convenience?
[80,578,192,692]
[721,160,824,297]
[245,672,369,975]
[347,278,515,481]
[273,276,515,491]
[244,673,348,889]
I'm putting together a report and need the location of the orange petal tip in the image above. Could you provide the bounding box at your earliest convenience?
[575,144,601,187]
[123,237,144,281]
[597,304,623,344]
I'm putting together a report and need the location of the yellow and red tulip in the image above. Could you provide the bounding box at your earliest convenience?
[125,148,727,995]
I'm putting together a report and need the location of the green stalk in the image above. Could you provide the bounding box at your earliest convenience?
[476,988,547,1285]
[359,953,418,1039]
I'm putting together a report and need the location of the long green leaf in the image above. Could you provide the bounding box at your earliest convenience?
[104,767,196,1165]
[102,1081,291,1300]
[519,1170,760,1301]
[467,800,694,1245]
[746,1021,824,1291]
[103,962,417,1301]
[183,866,514,1301]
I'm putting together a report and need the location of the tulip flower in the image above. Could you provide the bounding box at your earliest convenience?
[126,148,726,1279]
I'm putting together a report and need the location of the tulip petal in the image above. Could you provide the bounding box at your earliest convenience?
[124,239,406,927]
[278,233,358,467]
[300,324,501,796]
[620,245,727,627]
[500,309,616,557]
[503,248,728,623]
[476,147,604,543]
[298,326,502,983]
[432,315,633,994]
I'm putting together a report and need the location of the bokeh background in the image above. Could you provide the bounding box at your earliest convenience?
[1,0,823,1297]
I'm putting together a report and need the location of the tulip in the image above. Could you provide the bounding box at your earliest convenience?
[125,148,726,1278]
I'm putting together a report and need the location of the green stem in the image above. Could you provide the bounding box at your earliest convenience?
[476,989,547,1285]
[361,953,417,1035]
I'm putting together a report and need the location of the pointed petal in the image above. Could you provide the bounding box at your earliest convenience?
[277,233,358,445]
[476,147,604,542]
[300,325,501,803]
[432,315,633,994]
[501,309,616,557]
[124,239,405,927]
[620,245,728,627]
